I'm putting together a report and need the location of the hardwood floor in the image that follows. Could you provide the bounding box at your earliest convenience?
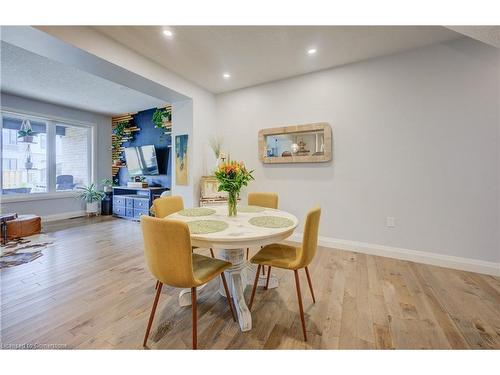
[1,216,499,349]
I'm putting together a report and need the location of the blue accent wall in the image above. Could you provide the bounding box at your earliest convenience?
[116,108,171,188]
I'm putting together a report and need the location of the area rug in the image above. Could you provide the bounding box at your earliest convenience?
[0,234,54,269]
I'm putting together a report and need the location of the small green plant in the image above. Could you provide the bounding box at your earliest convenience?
[101,178,113,186]
[152,108,172,130]
[77,183,105,203]
[18,129,37,138]
[113,121,130,137]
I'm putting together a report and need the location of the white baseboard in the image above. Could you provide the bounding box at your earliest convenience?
[41,211,86,222]
[288,233,500,277]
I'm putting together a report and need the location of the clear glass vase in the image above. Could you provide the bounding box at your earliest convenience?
[228,191,237,216]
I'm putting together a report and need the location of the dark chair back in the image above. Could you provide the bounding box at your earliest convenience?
[56,175,75,190]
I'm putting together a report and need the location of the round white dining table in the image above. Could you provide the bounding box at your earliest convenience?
[166,204,298,332]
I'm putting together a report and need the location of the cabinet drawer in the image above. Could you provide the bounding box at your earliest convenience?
[126,208,134,217]
[113,205,125,216]
[133,199,149,210]
[134,209,149,220]
[113,196,126,207]
[125,198,134,208]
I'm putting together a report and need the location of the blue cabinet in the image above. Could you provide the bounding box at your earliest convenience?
[112,186,169,221]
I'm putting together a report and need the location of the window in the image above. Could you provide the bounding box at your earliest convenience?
[1,111,93,196]
[55,124,90,191]
[2,128,18,145]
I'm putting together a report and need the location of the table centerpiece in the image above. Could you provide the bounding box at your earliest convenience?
[214,160,254,216]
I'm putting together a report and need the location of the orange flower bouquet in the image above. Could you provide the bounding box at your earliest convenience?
[214,160,254,216]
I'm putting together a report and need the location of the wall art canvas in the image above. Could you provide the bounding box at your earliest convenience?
[175,134,189,185]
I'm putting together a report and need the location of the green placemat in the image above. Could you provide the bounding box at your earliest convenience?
[178,208,216,217]
[187,220,228,234]
[249,216,294,228]
[237,205,266,213]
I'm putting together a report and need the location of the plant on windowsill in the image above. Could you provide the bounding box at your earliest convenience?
[77,183,105,214]
[18,129,37,143]
[152,107,172,133]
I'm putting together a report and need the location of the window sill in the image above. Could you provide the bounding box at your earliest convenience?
[0,191,80,204]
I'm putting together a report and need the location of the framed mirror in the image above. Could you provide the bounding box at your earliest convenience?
[258,122,332,164]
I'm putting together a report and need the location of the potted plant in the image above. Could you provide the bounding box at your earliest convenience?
[24,155,33,170]
[101,178,113,193]
[77,183,105,214]
[24,144,33,169]
[18,129,37,143]
[152,108,172,132]
[214,160,254,216]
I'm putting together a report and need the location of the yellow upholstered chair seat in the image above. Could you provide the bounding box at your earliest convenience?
[248,206,321,342]
[250,243,300,269]
[246,192,279,264]
[140,215,236,349]
[192,254,231,286]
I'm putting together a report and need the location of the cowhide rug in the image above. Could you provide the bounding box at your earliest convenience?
[0,234,54,269]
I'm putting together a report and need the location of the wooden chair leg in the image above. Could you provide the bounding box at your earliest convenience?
[143,282,163,347]
[248,265,261,311]
[264,266,272,290]
[220,272,237,321]
[210,248,215,258]
[294,270,307,341]
[192,287,197,350]
[246,248,249,260]
[154,280,160,290]
[260,246,265,276]
[304,266,316,303]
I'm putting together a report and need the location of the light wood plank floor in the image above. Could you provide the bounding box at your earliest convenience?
[1,216,499,349]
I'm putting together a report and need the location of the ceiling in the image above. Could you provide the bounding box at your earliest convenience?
[445,26,500,48]
[93,26,461,94]
[0,41,167,116]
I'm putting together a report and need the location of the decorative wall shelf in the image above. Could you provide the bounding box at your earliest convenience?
[258,122,332,164]
[111,113,139,177]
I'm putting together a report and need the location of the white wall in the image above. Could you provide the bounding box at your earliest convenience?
[172,99,194,208]
[1,93,111,218]
[216,38,500,266]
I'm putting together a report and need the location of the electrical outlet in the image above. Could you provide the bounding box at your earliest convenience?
[386,216,396,228]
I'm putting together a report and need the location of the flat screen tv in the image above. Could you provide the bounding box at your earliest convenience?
[124,145,159,176]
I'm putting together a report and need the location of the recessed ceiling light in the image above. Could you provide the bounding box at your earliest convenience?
[223,73,231,79]
[163,29,173,37]
[307,48,317,55]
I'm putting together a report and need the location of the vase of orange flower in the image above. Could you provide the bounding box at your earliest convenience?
[214,160,254,216]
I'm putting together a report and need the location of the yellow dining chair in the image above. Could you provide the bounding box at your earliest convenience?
[141,215,236,349]
[152,195,215,256]
[246,192,279,263]
[151,195,184,218]
[248,206,321,341]
[150,195,215,290]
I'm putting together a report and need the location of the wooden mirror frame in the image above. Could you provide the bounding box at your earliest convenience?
[258,122,332,164]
